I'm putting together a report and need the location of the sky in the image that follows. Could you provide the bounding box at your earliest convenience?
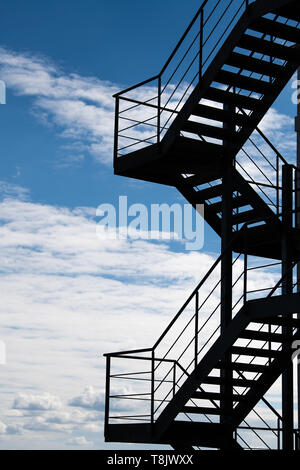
[0,0,299,450]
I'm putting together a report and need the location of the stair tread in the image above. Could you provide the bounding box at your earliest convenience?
[231,209,261,224]
[226,51,286,78]
[254,317,300,328]
[215,70,272,95]
[216,361,267,373]
[191,391,246,401]
[250,17,300,44]
[192,103,248,126]
[231,345,281,358]
[239,34,299,62]
[202,376,256,387]
[182,406,222,416]
[207,195,249,213]
[192,184,223,200]
[275,4,300,23]
[240,329,288,343]
[204,87,264,110]
[182,120,237,140]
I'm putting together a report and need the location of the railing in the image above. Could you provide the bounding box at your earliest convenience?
[113,0,255,160]
[103,219,297,432]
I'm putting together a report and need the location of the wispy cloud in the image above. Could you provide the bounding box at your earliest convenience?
[0,47,118,166]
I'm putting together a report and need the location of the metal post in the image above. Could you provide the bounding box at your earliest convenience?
[151,350,155,426]
[157,76,161,144]
[173,362,176,398]
[282,164,294,450]
[195,291,199,368]
[104,355,111,439]
[113,97,119,167]
[243,253,248,305]
[277,417,281,450]
[220,103,235,447]
[296,66,300,441]
[199,10,203,79]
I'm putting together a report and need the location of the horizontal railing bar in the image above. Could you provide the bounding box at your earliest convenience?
[237,426,280,432]
[110,376,173,384]
[110,371,150,377]
[245,180,281,190]
[110,392,151,398]
[118,96,159,115]
[119,95,179,114]
[247,262,281,271]
[119,116,157,130]
[246,286,274,294]
[104,347,153,357]
[109,417,151,422]
[110,414,151,418]
[113,75,159,98]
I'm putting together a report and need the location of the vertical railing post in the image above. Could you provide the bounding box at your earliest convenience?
[157,76,161,144]
[277,417,281,450]
[104,355,111,439]
[243,252,247,305]
[282,164,294,450]
[195,291,199,368]
[245,0,249,9]
[173,362,176,398]
[199,9,204,79]
[151,349,155,426]
[276,154,280,215]
[113,97,119,166]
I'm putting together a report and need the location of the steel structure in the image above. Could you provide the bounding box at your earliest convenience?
[104,0,300,450]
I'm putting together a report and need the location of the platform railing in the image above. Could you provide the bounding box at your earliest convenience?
[113,0,254,160]
[103,219,297,431]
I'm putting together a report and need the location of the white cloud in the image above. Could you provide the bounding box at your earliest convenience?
[66,436,93,447]
[69,386,104,411]
[0,47,118,166]
[13,393,63,411]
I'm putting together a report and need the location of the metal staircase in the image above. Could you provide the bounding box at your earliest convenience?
[104,0,300,450]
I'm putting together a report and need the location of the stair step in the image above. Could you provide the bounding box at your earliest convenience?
[191,391,246,402]
[182,120,236,140]
[216,361,267,373]
[238,34,299,62]
[203,376,256,387]
[231,209,261,224]
[226,52,286,78]
[204,87,264,110]
[275,4,300,23]
[215,70,272,95]
[192,103,248,126]
[254,317,300,329]
[192,183,223,201]
[182,406,221,416]
[250,17,300,44]
[208,195,248,213]
[231,345,281,358]
[240,329,288,343]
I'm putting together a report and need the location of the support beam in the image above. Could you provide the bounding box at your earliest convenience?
[220,103,235,446]
[281,164,294,450]
[296,66,300,446]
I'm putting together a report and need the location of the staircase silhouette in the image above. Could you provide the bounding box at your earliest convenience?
[104,0,300,450]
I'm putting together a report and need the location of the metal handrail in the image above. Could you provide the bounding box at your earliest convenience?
[113,0,254,158]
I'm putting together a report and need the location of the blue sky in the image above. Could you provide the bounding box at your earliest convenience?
[0,0,298,450]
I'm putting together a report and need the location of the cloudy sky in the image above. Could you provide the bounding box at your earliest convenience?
[0,0,298,450]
